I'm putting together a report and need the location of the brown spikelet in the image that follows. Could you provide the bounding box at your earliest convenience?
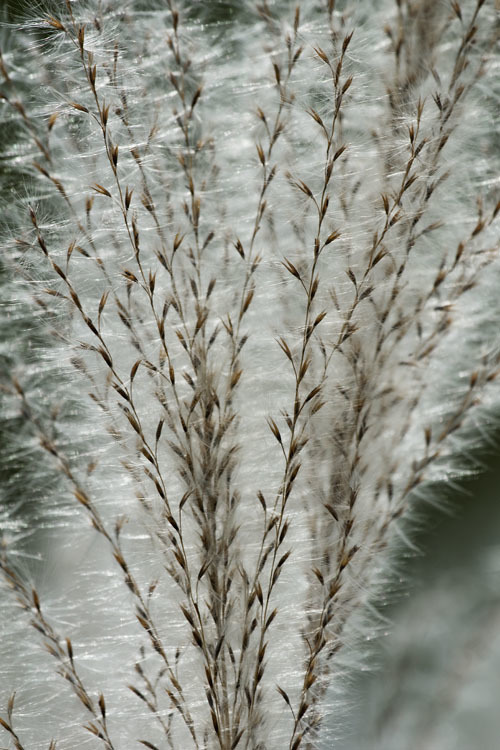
[69,101,89,113]
[92,183,112,198]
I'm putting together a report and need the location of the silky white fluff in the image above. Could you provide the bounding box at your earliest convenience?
[0,1,499,748]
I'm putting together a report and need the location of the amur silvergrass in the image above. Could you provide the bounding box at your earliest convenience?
[0,0,498,748]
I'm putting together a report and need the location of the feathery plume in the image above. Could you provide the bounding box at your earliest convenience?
[0,0,499,748]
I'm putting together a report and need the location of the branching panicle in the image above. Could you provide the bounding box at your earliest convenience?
[0,0,499,748]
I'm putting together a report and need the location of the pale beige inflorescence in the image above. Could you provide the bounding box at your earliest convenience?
[0,1,499,748]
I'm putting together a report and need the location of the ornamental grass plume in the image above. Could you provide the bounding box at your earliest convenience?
[0,0,499,748]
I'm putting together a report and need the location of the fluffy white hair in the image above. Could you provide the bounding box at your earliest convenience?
[0,0,499,748]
